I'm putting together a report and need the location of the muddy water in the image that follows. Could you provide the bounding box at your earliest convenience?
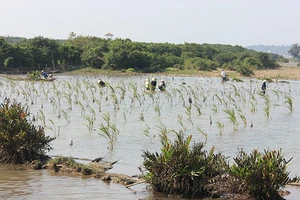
[1,75,300,199]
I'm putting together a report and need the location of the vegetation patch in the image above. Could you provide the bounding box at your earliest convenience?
[142,130,291,199]
[0,99,55,164]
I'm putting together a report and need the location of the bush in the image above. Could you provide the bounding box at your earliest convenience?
[236,64,255,77]
[0,99,55,164]
[142,130,228,197]
[142,130,291,199]
[27,70,42,80]
[230,149,291,200]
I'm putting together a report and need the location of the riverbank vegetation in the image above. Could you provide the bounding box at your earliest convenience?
[142,130,291,199]
[0,99,55,164]
[0,34,289,77]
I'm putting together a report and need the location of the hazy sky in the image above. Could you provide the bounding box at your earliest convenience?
[1,0,299,46]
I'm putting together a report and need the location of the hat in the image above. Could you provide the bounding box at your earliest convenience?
[152,77,157,81]
[161,80,164,82]
[263,80,267,83]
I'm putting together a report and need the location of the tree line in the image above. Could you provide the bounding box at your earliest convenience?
[0,33,288,76]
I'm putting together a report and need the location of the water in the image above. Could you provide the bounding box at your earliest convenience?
[0,74,300,199]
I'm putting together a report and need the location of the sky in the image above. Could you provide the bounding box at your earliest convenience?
[0,0,299,46]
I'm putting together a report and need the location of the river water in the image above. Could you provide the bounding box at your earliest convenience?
[1,74,300,199]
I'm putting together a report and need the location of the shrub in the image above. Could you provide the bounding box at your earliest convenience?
[27,70,42,80]
[142,130,291,199]
[0,99,55,164]
[230,149,291,200]
[236,64,255,77]
[142,130,228,197]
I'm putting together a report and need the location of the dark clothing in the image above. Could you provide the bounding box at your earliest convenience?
[158,81,166,91]
[150,80,157,91]
[41,71,48,79]
[98,80,106,87]
[261,82,266,94]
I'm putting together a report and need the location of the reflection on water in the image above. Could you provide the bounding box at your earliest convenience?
[1,75,300,199]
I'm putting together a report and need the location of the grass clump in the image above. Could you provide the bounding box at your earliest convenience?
[231,149,291,200]
[47,156,93,175]
[142,131,228,198]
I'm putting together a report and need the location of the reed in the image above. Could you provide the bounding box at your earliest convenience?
[61,109,70,124]
[223,108,237,131]
[237,108,247,128]
[250,100,256,113]
[84,115,95,131]
[215,121,224,136]
[284,95,293,113]
[194,103,202,116]
[263,95,271,119]
[196,126,207,143]
[183,104,192,117]
[77,101,85,115]
[98,112,119,150]
[38,109,46,127]
[139,111,145,121]
[154,103,162,117]
[211,103,218,113]
[177,114,185,131]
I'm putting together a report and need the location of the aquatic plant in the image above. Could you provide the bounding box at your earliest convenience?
[142,130,228,197]
[223,108,237,131]
[47,119,56,136]
[237,108,247,128]
[154,103,163,117]
[196,126,207,143]
[263,95,271,119]
[284,95,293,113]
[61,109,70,124]
[231,149,291,199]
[38,109,46,127]
[98,112,119,150]
[194,103,202,116]
[215,121,224,136]
[84,115,95,131]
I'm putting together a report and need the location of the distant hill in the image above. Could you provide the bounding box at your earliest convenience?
[246,45,292,57]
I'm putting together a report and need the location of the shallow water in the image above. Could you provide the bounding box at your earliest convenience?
[1,74,300,199]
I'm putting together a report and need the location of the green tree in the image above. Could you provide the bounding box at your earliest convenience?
[18,36,60,69]
[288,43,300,59]
[0,37,14,68]
[59,43,82,66]
[255,52,279,69]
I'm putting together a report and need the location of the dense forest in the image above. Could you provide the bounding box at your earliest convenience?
[0,34,289,76]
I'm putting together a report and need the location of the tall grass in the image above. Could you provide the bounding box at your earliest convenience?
[284,95,293,113]
[223,108,237,131]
